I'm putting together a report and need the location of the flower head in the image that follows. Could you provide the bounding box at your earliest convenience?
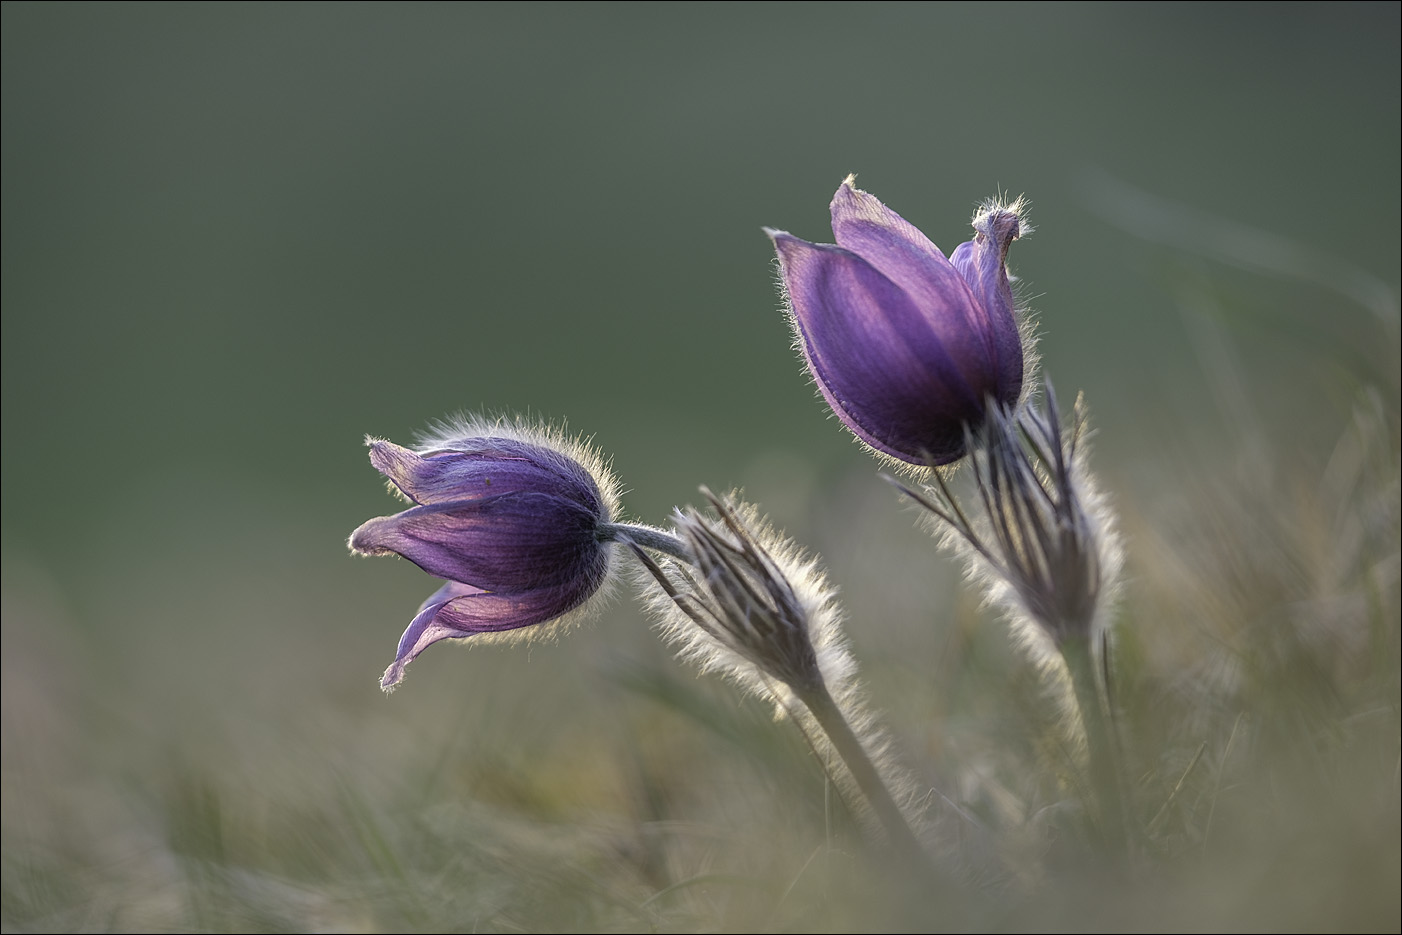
[888,382,1122,657]
[630,488,850,704]
[767,176,1030,466]
[349,417,621,690]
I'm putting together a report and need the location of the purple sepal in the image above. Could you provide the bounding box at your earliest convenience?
[368,438,602,512]
[948,205,1025,402]
[349,492,604,591]
[380,576,603,690]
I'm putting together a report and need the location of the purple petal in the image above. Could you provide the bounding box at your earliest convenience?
[420,437,605,514]
[828,181,1006,402]
[828,181,959,297]
[349,492,604,591]
[368,440,595,508]
[380,580,479,689]
[948,207,1024,401]
[771,232,983,463]
[381,577,601,690]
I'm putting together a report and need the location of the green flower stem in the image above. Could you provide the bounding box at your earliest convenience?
[599,523,692,562]
[798,682,929,868]
[1061,635,1130,852]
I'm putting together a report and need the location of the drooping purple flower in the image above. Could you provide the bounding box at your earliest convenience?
[349,418,621,690]
[767,176,1030,465]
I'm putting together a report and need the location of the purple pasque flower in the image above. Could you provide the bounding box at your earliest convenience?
[349,418,621,691]
[767,176,1030,466]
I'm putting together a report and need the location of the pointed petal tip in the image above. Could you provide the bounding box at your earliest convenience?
[367,439,410,466]
[380,662,405,692]
[364,435,408,465]
[365,441,433,503]
[347,517,396,556]
[831,176,861,209]
[766,229,820,263]
[767,230,827,257]
[833,174,882,213]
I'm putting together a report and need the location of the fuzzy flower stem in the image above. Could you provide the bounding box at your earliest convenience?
[888,383,1131,850]
[1061,635,1129,852]
[795,682,931,867]
[598,523,693,562]
[628,499,928,868]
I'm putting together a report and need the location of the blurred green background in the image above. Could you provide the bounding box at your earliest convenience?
[3,3,1398,931]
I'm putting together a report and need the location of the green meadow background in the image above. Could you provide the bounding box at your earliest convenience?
[4,4,1398,931]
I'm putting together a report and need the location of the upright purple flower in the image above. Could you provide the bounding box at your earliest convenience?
[767,176,1030,466]
[349,418,622,690]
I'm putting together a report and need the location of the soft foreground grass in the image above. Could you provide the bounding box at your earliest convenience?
[5,405,1396,933]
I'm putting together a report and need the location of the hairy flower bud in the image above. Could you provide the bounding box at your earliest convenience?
[631,489,838,700]
[767,177,1030,465]
[890,383,1122,654]
[630,490,927,858]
